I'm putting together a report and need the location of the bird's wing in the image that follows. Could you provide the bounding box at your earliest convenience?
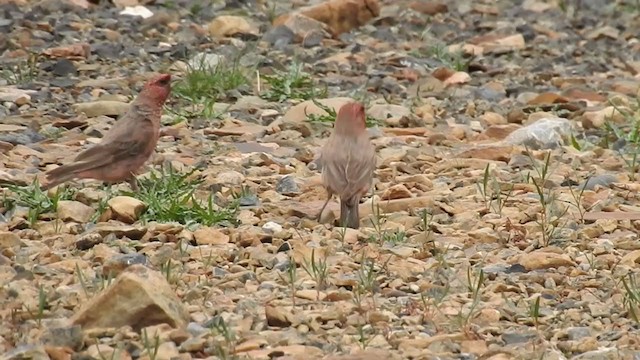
[74,138,150,166]
[342,139,376,201]
[320,137,349,194]
[46,138,150,179]
[74,109,154,163]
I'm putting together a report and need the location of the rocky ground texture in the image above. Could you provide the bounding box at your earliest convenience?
[2,0,640,359]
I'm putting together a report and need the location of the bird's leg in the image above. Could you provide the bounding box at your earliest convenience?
[127,177,139,192]
[317,192,332,222]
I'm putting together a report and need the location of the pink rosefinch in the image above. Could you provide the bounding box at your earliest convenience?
[41,73,172,191]
[317,101,376,229]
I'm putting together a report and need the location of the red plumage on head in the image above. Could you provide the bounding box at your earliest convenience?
[139,73,172,106]
[335,101,366,135]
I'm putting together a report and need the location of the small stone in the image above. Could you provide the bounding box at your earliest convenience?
[186,322,208,337]
[518,251,576,270]
[262,221,283,233]
[265,304,296,327]
[332,227,360,244]
[571,347,618,360]
[2,345,50,360]
[71,264,189,330]
[41,325,83,350]
[103,253,148,276]
[468,228,500,243]
[57,200,95,223]
[381,184,412,200]
[479,111,507,126]
[72,101,130,117]
[50,58,77,76]
[0,231,22,250]
[152,341,179,360]
[481,124,521,140]
[262,25,295,46]
[94,224,147,239]
[0,87,35,105]
[193,227,230,245]
[119,5,154,19]
[75,233,103,250]
[502,331,538,345]
[460,340,488,355]
[208,15,257,37]
[85,344,120,360]
[368,103,412,121]
[579,174,617,190]
[186,52,221,69]
[504,117,573,149]
[324,349,392,360]
[582,106,626,129]
[107,196,147,223]
[215,171,245,186]
[180,337,206,352]
[276,175,300,195]
[567,327,592,340]
[273,0,380,37]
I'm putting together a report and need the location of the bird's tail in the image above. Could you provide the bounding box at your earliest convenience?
[340,197,360,229]
[41,165,81,191]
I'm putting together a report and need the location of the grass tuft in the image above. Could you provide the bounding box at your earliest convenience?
[1,52,40,85]
[3,180,75,226]
[127,166,238,227]
[260,61,327,102]
[171,54,250,121]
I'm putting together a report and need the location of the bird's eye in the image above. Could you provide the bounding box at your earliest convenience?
[157,76,170,85]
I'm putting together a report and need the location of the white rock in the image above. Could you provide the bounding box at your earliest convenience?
[262,221,283,233]
[119,5,154,19]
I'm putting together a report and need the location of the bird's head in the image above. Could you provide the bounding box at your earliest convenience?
[335,101,367,136]
[139,73,172,106]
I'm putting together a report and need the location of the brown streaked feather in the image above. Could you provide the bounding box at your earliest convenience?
[45,139,149,181]
[74,112,154,162]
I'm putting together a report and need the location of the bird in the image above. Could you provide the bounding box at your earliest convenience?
[316,101,376,229]
[41,73,172,191]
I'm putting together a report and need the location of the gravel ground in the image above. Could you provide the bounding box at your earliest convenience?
[2,0,640,359]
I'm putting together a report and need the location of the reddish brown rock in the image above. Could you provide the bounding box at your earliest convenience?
[273,0,380,37]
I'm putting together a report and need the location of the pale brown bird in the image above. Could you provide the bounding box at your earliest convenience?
[42,73,172,191]
[317,101,376,229]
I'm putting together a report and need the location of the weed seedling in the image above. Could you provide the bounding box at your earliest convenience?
[207,316,238,359]
[4,180,75,226]
[525,150,569,246]
[301,248,329,301]
[622,273,640,323]
[567,175,591,223]
[476,164,513,217]
[417,208,434,252]
[260,61,327,102]
[25,285,48,327]
[172,53,249,121]
[453,268,485,331]
[355,322,374,350]
[128,166,237,227]
[286,254,298,307]
[529,295,541,329]
[356,253,378,309]
[277,253,298,307]
[141,328,160,360]
[305,98,382,128]
[1,52,40,84]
